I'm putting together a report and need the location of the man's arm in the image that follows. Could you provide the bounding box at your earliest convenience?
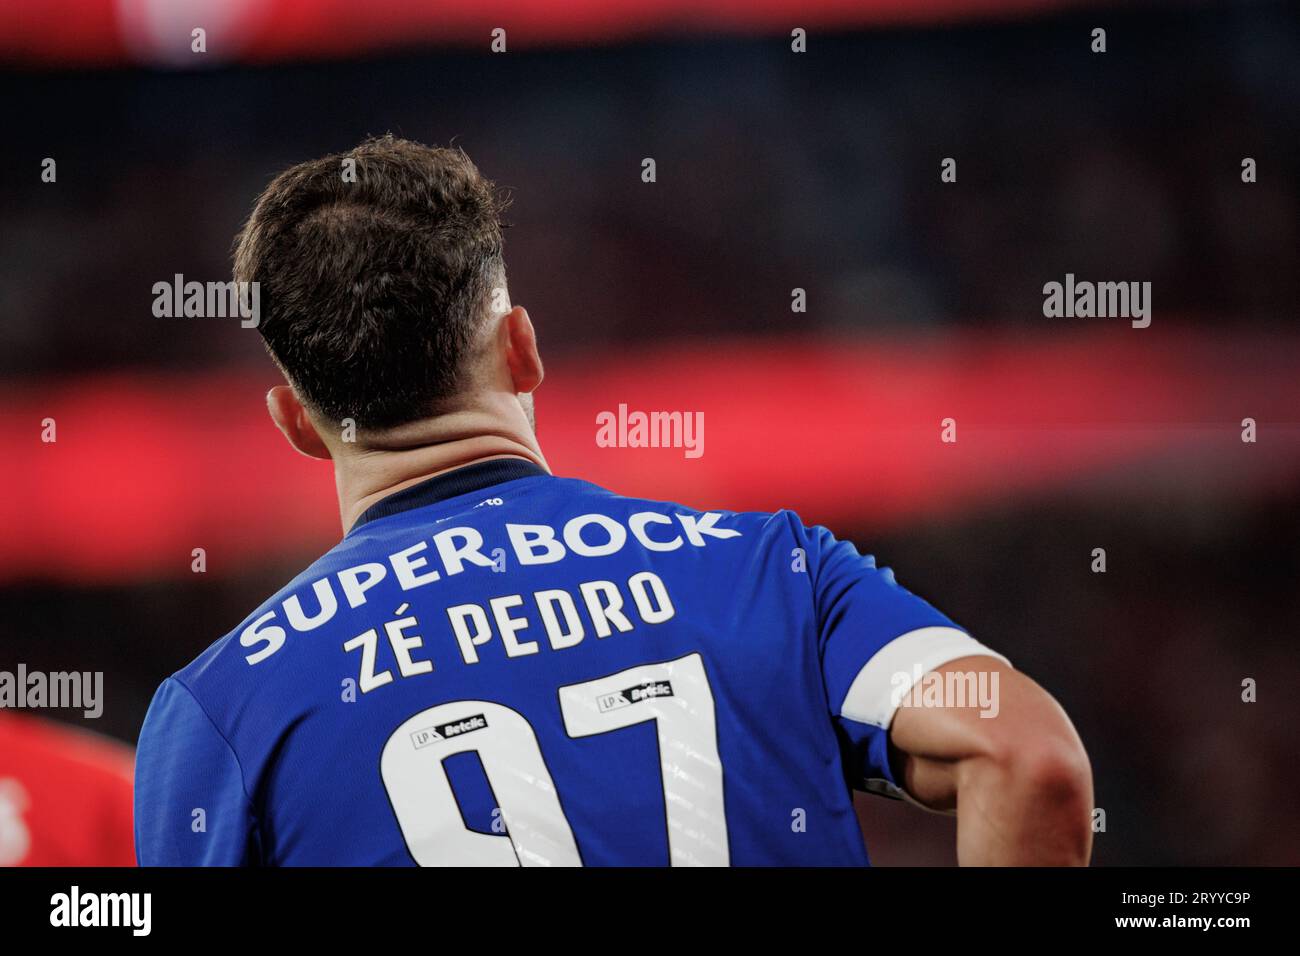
[887,656,1093,866]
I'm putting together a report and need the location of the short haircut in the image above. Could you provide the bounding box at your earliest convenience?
[234,135,509,429]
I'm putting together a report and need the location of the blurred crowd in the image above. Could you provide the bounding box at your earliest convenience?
[1,3,1295,380]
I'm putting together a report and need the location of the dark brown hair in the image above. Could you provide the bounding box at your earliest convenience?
[234,135,509,429]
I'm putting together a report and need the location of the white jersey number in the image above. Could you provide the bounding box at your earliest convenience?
[379,653,728,866]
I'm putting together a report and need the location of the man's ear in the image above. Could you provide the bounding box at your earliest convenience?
[502,306,544,394]
[266,386,332,460]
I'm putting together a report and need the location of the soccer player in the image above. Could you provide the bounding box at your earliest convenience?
[134,136,1092,866]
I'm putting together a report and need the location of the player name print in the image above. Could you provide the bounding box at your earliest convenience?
[240,510,742,666]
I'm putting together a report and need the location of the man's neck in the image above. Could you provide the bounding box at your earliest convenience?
[333,403,547,532]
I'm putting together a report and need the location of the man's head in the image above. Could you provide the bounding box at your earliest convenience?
[235,135,537,443]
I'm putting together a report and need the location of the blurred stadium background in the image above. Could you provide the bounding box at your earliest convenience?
[2,0,1298,864]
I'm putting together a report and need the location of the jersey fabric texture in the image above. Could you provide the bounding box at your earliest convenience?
[135,459,1004,866]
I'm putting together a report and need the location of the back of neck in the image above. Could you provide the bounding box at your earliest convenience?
[334,404,547,531]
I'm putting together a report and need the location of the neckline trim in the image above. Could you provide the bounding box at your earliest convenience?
[348,458,549,534]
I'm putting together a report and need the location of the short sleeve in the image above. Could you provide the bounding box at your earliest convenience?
[134,678,257,866]
[801,523,1008,791]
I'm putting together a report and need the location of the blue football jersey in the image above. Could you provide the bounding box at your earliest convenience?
[134,459,1004,866]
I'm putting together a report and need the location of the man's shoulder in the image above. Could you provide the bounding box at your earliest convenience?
[167,536,373,707]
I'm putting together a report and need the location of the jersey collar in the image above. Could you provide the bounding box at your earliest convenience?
[348,458,549,534]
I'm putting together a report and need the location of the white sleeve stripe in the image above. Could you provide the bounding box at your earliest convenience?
[839,626,1010,729]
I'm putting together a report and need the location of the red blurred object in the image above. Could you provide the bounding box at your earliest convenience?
[6,330,1299,584]
[2,0,1090,68]
[0,712,135,866]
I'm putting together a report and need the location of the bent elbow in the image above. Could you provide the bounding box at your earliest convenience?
[1014,733,1094,864]
[1022,735,1093,809]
